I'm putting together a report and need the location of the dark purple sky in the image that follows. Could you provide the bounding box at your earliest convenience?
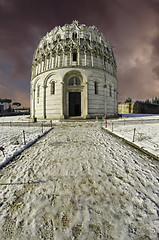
[0,0,159,107]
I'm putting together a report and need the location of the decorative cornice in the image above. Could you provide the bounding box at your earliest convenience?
[33,21,115,59]
[31,65,117,81]
[32,21,117,78]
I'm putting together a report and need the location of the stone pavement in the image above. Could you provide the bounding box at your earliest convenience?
[0,122,158,239]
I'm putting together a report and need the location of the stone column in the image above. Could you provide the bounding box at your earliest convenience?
[55,53,58,67]
[84,51,87,66]
[46,59,48,70]
[70,50,72,65]
[117,91,118,114]
[44,60,46,71]
[97,55,100,68]
[104,85,107,116]
[49,57,52,69]
[60,82,65,119]
[35,65,38,75]
[114,90,116,115]
[42,60,44,72]
[32,89,36,118]
[85,82,89,118]
[37,64,39,75]
[65,53,67,66]
[32,65,35,79]
[77,50,80,65]
[52,55,55,68]
[57,55,60,67]
[43,85,46,119]
[47,57,50,69]
[91,53,94,67]
[45,58,47,71]
[114,90,118,115]
[63,52,65,67]
[41,60,45,72]
[52,56,55,68]
[39,62,41,73]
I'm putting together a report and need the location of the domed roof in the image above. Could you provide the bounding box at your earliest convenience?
[33,20,116,66]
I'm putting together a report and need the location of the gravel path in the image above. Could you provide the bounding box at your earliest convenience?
[0,122,158,240]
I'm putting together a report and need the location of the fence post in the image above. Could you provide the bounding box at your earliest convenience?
[23,130,26,145]
[2,150,5,157]
[133,128,136,142]
[0,147,5,157]
[112,123,114,132]
[50,120,52,127]
[105,120,107,128]
[10,121,12,127]
[41,122,43,133]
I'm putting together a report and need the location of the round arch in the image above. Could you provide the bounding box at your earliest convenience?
[31,77,40,118]
[63,70,83,85]
[62,70,87,118]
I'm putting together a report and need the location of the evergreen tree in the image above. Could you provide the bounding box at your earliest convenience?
[125,97,132,103]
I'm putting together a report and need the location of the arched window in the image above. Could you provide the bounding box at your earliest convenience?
[37,85,40,97]
[72,32,77,39]
[94,81,98,94]
[50,81,55,95]
[76,78,80,85]
[72,51,77,61]
[68,77,81,86]
[109,85,112,97]
[104,56,106,68]
[37,85,40,104]
[69,77,74,85]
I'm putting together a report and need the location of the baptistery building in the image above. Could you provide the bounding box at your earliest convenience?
[30,21,118,119]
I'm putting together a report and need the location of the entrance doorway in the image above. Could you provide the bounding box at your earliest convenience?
[69,92,81,116]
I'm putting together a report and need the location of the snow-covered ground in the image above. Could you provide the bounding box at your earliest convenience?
[105,115,159,158]
[0,120,158,239]
[0,115,31,122]
[0,116,52,167]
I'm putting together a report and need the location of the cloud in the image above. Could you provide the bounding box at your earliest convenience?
[0,0,15,12]
[0,0,159,106]
[152,65,159,79]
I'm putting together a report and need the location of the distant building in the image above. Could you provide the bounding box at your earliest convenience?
[118,102,134,114]
[118,101,159,114]
[133,101,159,114]
[30,21,118,120]
[0,104,4,114]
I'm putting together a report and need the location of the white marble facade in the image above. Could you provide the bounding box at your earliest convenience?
[30,21,118,119]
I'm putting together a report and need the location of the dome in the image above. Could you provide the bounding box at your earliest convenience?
[31,20,117,79]
[30,21,118,120]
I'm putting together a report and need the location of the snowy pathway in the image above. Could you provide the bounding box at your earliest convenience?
[0,122,158,239]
